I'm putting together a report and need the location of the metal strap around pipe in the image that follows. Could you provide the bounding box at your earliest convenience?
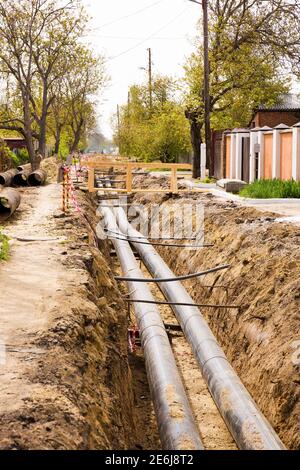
[115,207,285,451]
[100,204,203,451]
[108,233,213,248]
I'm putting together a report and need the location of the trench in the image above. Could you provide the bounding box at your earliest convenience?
[126,175,299,450]
[7,172,290,450]
[88,171,294,450]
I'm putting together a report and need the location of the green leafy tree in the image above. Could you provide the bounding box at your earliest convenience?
[116,76,191,163]
[184,0,300,177]
[0,0,90,169]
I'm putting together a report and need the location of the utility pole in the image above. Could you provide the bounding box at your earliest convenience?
[117,104,120,145]
[148,47,153,112]
[188,0,212,175]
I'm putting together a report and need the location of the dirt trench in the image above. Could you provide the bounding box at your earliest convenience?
[130,175,300,450]
[0,184,150,450]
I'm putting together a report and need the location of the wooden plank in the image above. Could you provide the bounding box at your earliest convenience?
[263,134,273,179]
[86,161,192,170]
[170,167,178,193]
[126,163,133,193]
[280,132,293,180]
[88,168,95,192]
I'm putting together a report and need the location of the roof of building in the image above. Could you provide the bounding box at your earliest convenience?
[256,93,300,112]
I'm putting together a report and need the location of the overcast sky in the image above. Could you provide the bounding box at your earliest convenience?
[82,0,200,139]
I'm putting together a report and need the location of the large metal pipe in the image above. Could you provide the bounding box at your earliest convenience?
[100,205,203,450]
[0,187,21,221]
[0,169,19,187]
[115,207,285,450]
[28,169,47,186]
[13,169,31,186]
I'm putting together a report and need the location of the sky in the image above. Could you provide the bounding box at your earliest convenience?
[82,0,200,139]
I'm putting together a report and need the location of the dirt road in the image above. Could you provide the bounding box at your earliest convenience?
[0,184,134,449]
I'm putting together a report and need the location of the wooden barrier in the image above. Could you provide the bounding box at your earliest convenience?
[85,161,193,194]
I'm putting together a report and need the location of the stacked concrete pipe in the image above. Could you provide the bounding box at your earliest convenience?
[13,168,32,186]
[27,169,47,186]
[0,169,19,187]
[0,187,21,221]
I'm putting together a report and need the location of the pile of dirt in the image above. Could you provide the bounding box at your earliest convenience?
[130,177,300,450]
[41,157,58,182]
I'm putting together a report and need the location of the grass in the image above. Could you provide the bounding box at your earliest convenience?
[197,176,216,184]
[0,228,9,261]
[240,179,300,199]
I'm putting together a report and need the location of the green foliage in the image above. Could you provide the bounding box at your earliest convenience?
[240,179,300,199]
[183,1,293,132]
[116,76,191,162]
[17,148,29,164]
[0,139,16,171]
[0,228,9,261]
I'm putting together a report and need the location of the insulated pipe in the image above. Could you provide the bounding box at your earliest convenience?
[100,205,203,450]
[0,169,19,187]
[28,169,47,186]
[115,208,285,450]
[13,169,31,186]
[0,187,21,221]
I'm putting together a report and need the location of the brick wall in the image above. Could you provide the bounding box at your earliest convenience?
[252,111,300,128]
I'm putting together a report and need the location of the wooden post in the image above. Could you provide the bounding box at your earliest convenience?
[171,167,178,193]
[88,168,95,192]
[126,163,133,193]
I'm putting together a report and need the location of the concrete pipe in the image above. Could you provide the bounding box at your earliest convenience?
[0,169,19,187]
[13,169,31,186]
[100,205,203,450]
[0,187,21,221]
[28,169,47,186]
[115,208,286,451]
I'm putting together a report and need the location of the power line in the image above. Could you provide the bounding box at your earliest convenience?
[108,6,190,61]
[88,35,187,40]
[90,0,166,31]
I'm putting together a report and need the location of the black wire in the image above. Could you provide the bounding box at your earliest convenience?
[125,298,239,309]
[109,233,213,248]
[115,264,230,283]
[105,228,198,241]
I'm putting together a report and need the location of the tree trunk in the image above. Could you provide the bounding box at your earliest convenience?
[190,118,202,179]
[38,81,48,158]
[70,119,84,153]
[54,125,62,155]
[23,94,37,171]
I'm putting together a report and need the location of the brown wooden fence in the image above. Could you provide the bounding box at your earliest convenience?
[86,161,193,194]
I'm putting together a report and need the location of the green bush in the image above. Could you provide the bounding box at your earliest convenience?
[240,179,300,199]
[0,228,9,261]
[17,148,29,164]
[9,152,20,167]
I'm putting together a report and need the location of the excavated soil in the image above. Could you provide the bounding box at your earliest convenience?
[0,184,145,450]
[130,174,300,450]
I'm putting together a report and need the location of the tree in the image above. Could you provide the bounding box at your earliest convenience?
[184,0,300,177]
[0,0,87,169]
[63,46,106,153]
[116,76,191,163]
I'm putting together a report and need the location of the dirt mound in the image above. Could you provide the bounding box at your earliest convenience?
[41,157,58,182]
[130,180,300,450]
